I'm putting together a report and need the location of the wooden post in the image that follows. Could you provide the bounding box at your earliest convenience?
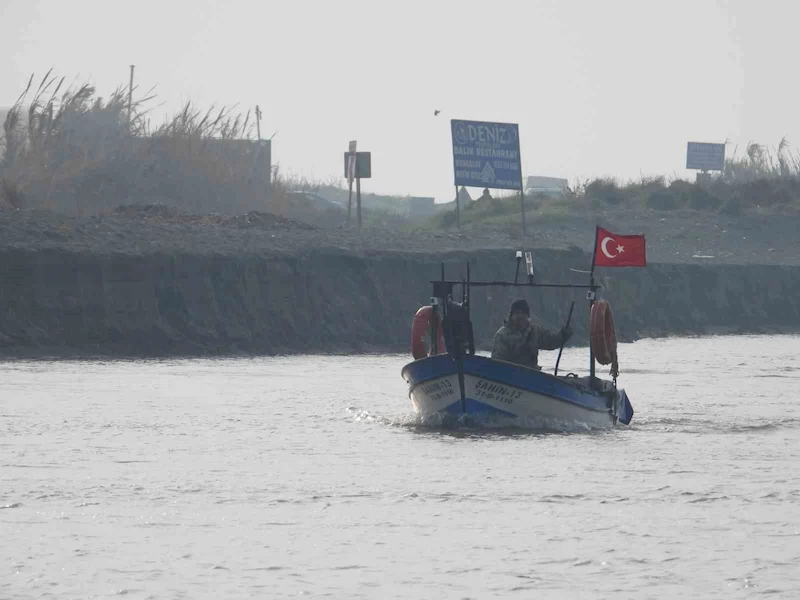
[347,142,356,226]
[348,178,353,225]
[356,176,362,231]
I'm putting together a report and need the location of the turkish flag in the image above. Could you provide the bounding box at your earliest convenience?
[592,226,647,268]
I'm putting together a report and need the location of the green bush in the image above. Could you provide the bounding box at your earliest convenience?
[585,178,627,205]
[646,189,683,211]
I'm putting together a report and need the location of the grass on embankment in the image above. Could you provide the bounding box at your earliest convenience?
[0,72,428,230]
[1,71,272,216]
[424,145,800,230]
[4,71,800,232]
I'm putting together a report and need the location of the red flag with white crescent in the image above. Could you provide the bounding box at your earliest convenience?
[592,226,646,268]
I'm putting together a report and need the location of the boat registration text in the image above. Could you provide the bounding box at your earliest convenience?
[474,379,521,404]
[419,380,456,401]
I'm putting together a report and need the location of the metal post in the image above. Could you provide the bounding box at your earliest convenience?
[432,262,446,356]
[554,300,575,377]
[466,262,471,317]
[356,176,362,231]
[518,143,527,235]
[454,185,460,229]
[127,65,135,133]
[466,262,474,355]
[588,226,600,382]
[589,275,596,381]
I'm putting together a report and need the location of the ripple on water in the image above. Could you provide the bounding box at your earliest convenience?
[3,337,800,598]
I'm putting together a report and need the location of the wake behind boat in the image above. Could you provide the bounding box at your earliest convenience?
[400,226,644,430]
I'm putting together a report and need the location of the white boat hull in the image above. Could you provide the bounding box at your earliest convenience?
[401,355,632,430]
[411,373,615,429]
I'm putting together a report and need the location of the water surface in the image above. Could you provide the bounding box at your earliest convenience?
[2,335,799,598]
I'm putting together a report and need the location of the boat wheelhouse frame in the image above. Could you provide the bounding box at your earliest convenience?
[426,251,609,414]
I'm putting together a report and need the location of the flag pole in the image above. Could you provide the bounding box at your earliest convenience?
[588,225,600,382]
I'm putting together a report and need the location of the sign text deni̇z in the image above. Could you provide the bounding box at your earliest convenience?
[450,119,521,190]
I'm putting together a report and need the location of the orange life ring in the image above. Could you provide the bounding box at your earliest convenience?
[590,299,618,366]
[411,305,446,359]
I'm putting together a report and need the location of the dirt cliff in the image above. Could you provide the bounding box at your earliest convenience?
[1,241,797,359]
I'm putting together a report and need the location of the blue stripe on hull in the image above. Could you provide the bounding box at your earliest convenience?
[443,397,516,418]
[402,354,612,414]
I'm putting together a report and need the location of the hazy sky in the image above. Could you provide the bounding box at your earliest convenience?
[2,0,797,202]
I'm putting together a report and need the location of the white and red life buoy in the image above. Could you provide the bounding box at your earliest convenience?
[411,305,446,360]
[590,299,618,367]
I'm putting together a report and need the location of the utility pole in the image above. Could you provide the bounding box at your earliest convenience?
[127,65,135,133]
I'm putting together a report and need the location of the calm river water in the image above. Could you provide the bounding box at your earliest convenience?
[2,335,799,599]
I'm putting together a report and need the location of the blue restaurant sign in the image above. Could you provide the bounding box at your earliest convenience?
[450,119,522,190]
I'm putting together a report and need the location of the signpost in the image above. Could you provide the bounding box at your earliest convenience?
[450,119,525,233]
[347,140,357,224]
[686,142,725,176]
[343,147,371,230]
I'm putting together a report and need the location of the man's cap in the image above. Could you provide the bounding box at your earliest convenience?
[509,298,530,316]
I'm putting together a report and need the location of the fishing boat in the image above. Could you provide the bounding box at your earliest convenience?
[401,227,643,430]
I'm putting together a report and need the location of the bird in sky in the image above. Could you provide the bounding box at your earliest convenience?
[434,109,441,116]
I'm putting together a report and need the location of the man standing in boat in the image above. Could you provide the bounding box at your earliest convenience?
[491,299,573,370]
